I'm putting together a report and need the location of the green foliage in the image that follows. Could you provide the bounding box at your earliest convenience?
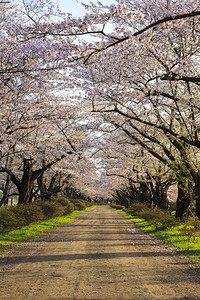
[51,196,75,215]
[35,201,65,219]
[181,217,200,240]
[119,211,200,264]
[0,204,44,232]
[0,198,92,233]
[96,201,106,205]
[126,202,148,215]
[0,208,20,231]
[168,201,177,213]
[110,203,126,210]
[10,204,44,225]
[0,207,93,253]
[126,203,178,230]
[70,199,87,211]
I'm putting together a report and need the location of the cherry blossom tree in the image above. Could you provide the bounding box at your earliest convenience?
[1,0,200,213]
[68,0,200,217]
[0,0,100,203]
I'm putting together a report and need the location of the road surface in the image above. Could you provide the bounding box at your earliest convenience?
[0,206,199,300]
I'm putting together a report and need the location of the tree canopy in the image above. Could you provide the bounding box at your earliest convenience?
[0,0,200,218]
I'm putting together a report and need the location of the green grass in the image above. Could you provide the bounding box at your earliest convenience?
[0,207,92,253]
[117,209,200,265]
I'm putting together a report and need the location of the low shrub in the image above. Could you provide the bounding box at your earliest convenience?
[9,204,44,226]
[149,209,178,230]
[51,196,75,215]
[169,201,177,212]
[0,197,90,233]
[126,203,147,215]
[35,201,65,219]
[70,199,87,211]
[181,216,200,240]
[110,204,125,210]
[83,200,93,207]
[0,204,44,232]
[96,201,106,206]
[125,203,178,230]
[0,208,20,232]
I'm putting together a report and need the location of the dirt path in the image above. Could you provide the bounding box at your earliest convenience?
[0,206,199,300]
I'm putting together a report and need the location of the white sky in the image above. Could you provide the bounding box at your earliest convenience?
[58,0,116,17]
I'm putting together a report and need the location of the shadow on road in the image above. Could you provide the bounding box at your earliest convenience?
[0,250,173,266]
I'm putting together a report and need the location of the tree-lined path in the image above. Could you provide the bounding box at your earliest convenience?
[0,206,199,300]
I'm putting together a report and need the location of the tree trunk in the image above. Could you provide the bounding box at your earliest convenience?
[18,182,35,204]
[37,173,46,201]
[0,174,10,207]
[193,175,200,218]
[152,179,169,210]
[159,186,169,211]
[18,159,35,204]
[139,182,149,204]
[176,179,191,218]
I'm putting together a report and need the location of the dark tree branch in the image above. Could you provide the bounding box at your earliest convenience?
[113,105,200,148]
[106,172,138,183]
[127,120,176,162]
[84,10,200,63]
[0,167,21,188]
[5,125,36,135]
[31,154,72,181]
[112,122,170,167]
[161,74,200,84]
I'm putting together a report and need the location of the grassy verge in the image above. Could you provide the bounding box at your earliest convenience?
[0,207,93,254]
[117,209,200,265]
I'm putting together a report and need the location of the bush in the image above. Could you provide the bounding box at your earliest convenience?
[35,201,65,219]
[0,208,20,232]
[168,201,177,217]
[70,199,87,211]
[169,201,177,212]
[51,196,75,215]
[9,204,44,226]
[181,217,200,240]
[126,203,178,230]
[126,203,147,215]
[0,197,91,233]
[110,204,125,210]
[0,204,44,232]
[96,201,105,206]
[82,200,93,207]
[149,209,178,230]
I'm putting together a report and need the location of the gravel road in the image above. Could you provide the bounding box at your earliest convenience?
[0,206,199,300]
